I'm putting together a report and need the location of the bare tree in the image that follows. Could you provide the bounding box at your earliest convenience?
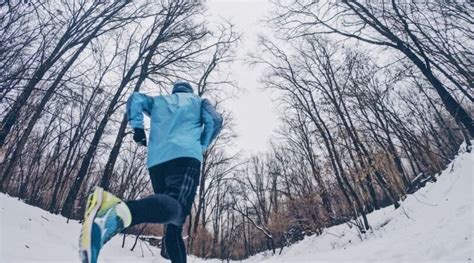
[1,0,142,190]
[273,0,473,136]
[0,0,141,148]
[60,0,208,217]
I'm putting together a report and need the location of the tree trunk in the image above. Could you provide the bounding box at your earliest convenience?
[1,39,91,190]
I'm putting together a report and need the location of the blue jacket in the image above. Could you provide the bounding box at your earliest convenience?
[126,92,223,168]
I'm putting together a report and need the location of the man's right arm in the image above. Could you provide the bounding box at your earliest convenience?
[200,98,223,151]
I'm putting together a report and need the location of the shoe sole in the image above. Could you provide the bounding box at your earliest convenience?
[79,187,103,263]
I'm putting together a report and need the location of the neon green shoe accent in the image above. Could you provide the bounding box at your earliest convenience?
[79,187,103,263]
[97,190,132,228]
[79,187,132,263]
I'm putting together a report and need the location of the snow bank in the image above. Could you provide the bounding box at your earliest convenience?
[1,147,472,263]
[244,147,473,263]
[0,191,168,263]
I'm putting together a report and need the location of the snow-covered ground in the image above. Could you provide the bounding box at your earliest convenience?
[1,147,473,263]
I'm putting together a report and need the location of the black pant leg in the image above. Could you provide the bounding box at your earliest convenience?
[164,224,186,263]
[126,194,183,226]
[165,158,201,221]
[126,161,184,226]
[149,163,167,194]
[162,158,200,263]
[125,157,201,263]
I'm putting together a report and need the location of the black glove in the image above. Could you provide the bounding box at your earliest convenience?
[133,128,147,146]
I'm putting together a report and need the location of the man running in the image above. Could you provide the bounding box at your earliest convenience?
[79,80,223,263]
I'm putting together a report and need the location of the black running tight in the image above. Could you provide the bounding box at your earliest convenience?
[126,157,201,263]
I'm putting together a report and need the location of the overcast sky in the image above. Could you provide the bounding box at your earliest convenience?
[205,0,280,154]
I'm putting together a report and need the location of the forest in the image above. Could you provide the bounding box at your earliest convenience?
[0,0,472,260]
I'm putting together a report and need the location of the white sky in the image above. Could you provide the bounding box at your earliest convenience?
[206,0,280,154]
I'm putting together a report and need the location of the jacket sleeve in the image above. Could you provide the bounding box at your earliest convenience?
[200,98,223,150]
[126,92,153,129]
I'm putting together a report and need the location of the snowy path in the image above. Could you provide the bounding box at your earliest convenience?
[1,149,472,263]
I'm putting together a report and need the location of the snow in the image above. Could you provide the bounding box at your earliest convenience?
[1,147,473,263]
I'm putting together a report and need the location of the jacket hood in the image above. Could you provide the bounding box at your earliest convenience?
[172,80,194,94]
